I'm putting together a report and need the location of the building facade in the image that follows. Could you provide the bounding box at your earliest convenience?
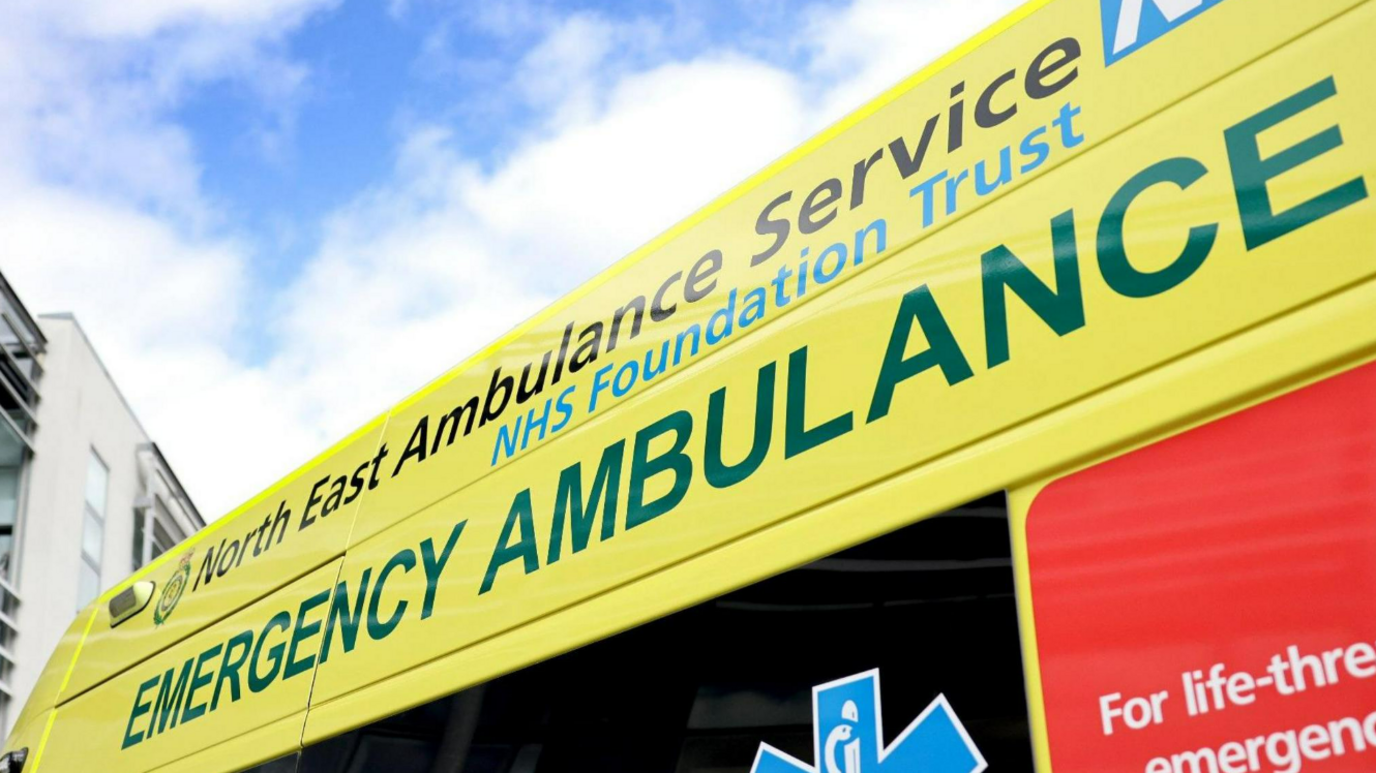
[0,277,202,732]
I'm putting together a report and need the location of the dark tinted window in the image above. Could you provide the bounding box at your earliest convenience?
[301,495,1032,773]
[241,753,299,773]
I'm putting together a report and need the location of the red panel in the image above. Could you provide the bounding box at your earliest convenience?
[1028,361,1376,772]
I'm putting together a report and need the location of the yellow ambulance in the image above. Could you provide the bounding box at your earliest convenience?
[7,0,1376,771]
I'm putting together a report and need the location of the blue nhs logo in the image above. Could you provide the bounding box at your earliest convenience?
[1101,0,1229,64]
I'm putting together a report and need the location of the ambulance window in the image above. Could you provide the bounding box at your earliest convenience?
[298,494,1033,773]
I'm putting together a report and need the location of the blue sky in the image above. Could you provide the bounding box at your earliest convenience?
[181,1,825,296]
[0,0,1020,517]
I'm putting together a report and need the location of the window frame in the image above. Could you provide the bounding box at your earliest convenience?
[134,493,186,570]
[78,448,108,609]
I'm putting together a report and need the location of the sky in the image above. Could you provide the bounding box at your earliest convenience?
[0,0,1023,520]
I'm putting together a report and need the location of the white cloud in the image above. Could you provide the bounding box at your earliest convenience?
[0,0,329,217]
[0,184,245,353]
[468,54,810,283]
[803,0,1024,120]
[0,0,334,511]
[0,0,1022,520]
[254,48,810,452]
[18,0,331,40]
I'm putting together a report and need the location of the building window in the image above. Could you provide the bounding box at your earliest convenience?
[150,501,180,561]
[0,452,20,582]
[133,496,185,570]
[78,450,107,609]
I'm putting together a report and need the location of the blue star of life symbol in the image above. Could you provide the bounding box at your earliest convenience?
[750,670,987,773]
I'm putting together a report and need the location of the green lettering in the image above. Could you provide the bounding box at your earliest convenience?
[1097,157,1217,298]
[625,411,693,529]
[210,630,253,712]
[480,490,539,595]
[420,521,466,618]
[179,643,222,725]
[705,362,775,485]
[122,674,159,749]
[981,210,1084,368]
[150,658,194,736]
[785,348,852,458]
[248,611,290,693]
[1226,77,1368,250]
[284,588,330,679]
[548,442,624,564]
[321,569,371,663]
[367,549,414,638]
[867,286,972,423]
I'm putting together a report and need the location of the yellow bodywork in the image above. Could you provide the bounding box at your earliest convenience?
[11,0,1376,769]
